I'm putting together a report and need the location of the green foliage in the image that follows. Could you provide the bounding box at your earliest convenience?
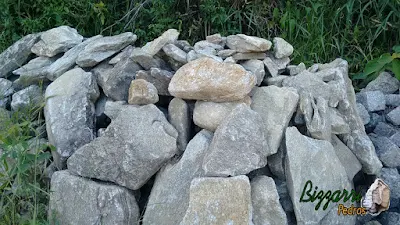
[0,95,53,224]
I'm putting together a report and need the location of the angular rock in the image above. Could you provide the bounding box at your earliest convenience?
[263,56,290,77]
[109,45,135,65]
[142,130,213,225]
[168,98,191,152]
[365,113,385,132]
[251,176,287,225]
[265,75,287,87]
[174,40,193,52]
[389,131,400,147]
[168,58,256,102]
[130,48,167,70]
[49,170,139,225]
[128,79,158,105]
[162,43,187,63]
[77,32,137,67]
[195,49,223,62]
[45,68,99,169]
[379,168,400,209]
[275,180,294,212]
[180,176,252,225]
[369,135,400,168]
[288,62,306,76]
[103,100,127,120]
[141,29,179,56]
[241,59,265,85]
[47,35,103,81]
[356,103,370,125]
[31,26,83,57]
[11,85,43,111]
[202,104,269,176]
[331,135,362,180]
[226,34,272,52]
[194,40,224,52]
[267,144,286,181]
[379,212,400,225]
[356,91,386,112]
[0,78,13,107]
[223,56,236,63]
[285,127,353,225]
[193,97,251,131]
[232,52,266,60]
[386,106,400,125]
[217,49,236,58]
[136,68,173,96]
[67,104,178,190]
[251,86,299,154]
[373,122,398,137]
[0,33,40,78]
[363,72,400,94]
[385,94,400,107]
[273,37,294,58]
[206,33,225,46]
[186,50,199,62]
[12,56,55,88]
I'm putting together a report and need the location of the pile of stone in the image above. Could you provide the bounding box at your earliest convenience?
[0,26,399,225]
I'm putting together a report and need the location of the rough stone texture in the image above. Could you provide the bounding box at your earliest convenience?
[168,57,256,102]
[31,26,83,57]
[389,131,400,147]
[179,176,252,225]
[76,32,137,67]
[363,72,400,94]
[251,86,299,154]
[49,170,139,225]
[285,127,353,225]
[0,78,13,107]
[103,100,127,120]
[288,62,306,76]
[130,48,167,70]
[385,94,400,107]
[386,106,400,125]
[202,104,269,176]
[174,40,193,52]
[223,56,236,63]
[128,79,159,105]
[47,35,103,81]
[168,98,191,152]
[136,68,173,96]
[109,45,135,65]
[194,40,224,52]
[267,144,287,181]
[251,176,287,225]
[373,122,398,137]
[11,85,43,111]
[379,168,400,210]
[329,107,351,134]
[241,59,265,85]
[232,52,266,61]
[0,33,40,78]
[331,135,362,180]
[142,130,213,225]
[265,75,287,87]
[369,135,400,168]
[206,33,225,46]
[141,29,180,56]
[45,68,99,169]
[217,49,237,58]
[263,56,290,77]
[67,104,178,190]
[193,97,251,131]
[379,212,400,225]
[356,91,386,112]
[12,56,55,87]
[226,34,272,52]
[162,43,187,63]
[273,37,294,58]
[356,103,370,125]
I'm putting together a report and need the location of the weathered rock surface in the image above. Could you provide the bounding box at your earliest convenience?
[356,103,370,125]
[0,33,40,78]
[251,86,299,154]
[379,168,400,209]
[128,79,159,105]
[386,106,400,125]
[263,56,290,77]
[11,85,43,111]
[0,78,13,107]
[49,170,139,225]
[76,32,137,67]
[331,135,362,180]
[202,104,269,176]
[141,29,179,56]
[273,37,294,58]
[67,104,178,190]
[357,91,386,112]
[226,34,272,52]
[162,43,187,63]
[168,58,256,102]
[373,122,397,137]
[12,56,55,88]
[109,45,135,65]
[180,176,252,225]
[288,62,306,76]
[369,135,400,168]
[143,130,213,225]
[363,72,400,94]
[385,94,400,107]
[241,59,265,85]
[136,68,173,96]
[251,176,287,225]
[168,98,191,152]
[31,26,83,57]
[45,68,99,169]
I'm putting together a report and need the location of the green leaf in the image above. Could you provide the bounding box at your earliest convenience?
[392,59,400,80]
[352,73,368,80]
[377,53,393,64]
[393,45,400,53]
[363,60,384,76]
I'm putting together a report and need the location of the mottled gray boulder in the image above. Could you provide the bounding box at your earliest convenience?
[130,48,167,70]
[273,37,293,58]
[193,97,251,131]
[385,94,400,107]
[127,79,158,105]
[265,75,287,87]
[206,33,225,46]
[168,98,191,152]
[11,85,43,111]
[162,43,187,63]
[45,68,99,169]
[67,104,178,190]
[180,176,252,225]
[143,130,213,225]
[232,52,266,61]
[251,176,287,225]
[0,33,40,78]
[356,91,386,112]
[31,26,83,57]
[386,106,400,125]
[356,103,370,125]
[141,29,179,56]
[47,35,103,81]
[12,56,55,88]
[194,40,224,52]
[373,122,397,137]
[329,107,351,134]
[217,49,236,58]
[263,56,290,77]
[363,72,400,94]
[331,135,362,180]
[109,45,135,65]
[241,59,265,85]
[136,68,173,96]
[390,131,400,147]
[95,57,142,101]
[251,86,299,154]
[103,100,127,120]
[226,34,272,52]
[49,170,139,225]
[202,104,269,176]
[285,127,353,225]
[76,32,137,67]
[0,78,13,107]
[288,62,306,76]
[379,168,400,209]
[369,135,400,168]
